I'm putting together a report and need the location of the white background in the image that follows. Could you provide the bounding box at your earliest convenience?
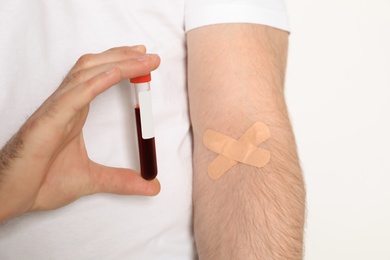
[285,0,390,259]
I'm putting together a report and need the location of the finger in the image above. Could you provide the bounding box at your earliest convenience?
[87,161,161,196]
[61,53,160,91]
[108,45,147,54]
[56,54,159,119]
[70,45,148,74]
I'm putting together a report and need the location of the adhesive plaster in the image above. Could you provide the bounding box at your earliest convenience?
[203,122,271,180]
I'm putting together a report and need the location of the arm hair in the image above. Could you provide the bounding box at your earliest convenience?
[188,23,306,259]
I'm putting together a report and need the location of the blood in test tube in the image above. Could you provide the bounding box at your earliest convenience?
[130,74,158,180]
[134,105,157,180]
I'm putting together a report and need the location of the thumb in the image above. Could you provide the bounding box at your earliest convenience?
[87,161,161,196]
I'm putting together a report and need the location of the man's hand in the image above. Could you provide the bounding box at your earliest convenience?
[0,45,161,222]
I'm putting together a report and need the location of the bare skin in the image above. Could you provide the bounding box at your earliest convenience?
[0,45,161,222]
[188,24,306,259]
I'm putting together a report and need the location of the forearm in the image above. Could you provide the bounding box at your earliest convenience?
[192,123,305,259]
[188,24,305,259]
[0,128,45,221]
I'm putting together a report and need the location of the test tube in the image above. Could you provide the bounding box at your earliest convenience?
[130,73,158,180]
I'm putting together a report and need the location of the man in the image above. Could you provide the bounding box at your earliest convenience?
[0,1,305,259]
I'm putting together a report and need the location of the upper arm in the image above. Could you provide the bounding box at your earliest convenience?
[187,23,290,136]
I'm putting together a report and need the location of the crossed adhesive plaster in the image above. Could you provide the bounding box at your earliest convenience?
[203,122,271,180]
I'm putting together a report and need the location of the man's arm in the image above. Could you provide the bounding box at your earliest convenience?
[187,24,305,259]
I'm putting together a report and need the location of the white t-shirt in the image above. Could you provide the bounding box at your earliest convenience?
[0,1,288,259]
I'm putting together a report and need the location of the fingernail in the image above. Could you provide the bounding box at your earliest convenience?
[131,45,146,52]
[105,67,116,74]
[137,54,150,61]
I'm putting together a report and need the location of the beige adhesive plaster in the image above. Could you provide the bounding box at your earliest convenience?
[203,122,271,180]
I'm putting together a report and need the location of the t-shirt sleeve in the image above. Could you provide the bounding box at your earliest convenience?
[184,0,289,32]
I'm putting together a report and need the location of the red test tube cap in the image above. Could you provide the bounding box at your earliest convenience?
[130,73,151,83]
